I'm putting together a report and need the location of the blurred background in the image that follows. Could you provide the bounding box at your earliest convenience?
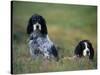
[12,1,97,74]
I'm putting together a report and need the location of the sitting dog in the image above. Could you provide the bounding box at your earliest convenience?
[27,14,59,61]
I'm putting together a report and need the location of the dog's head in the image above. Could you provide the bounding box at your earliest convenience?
[27,14,48,35]
[75,40,94,60]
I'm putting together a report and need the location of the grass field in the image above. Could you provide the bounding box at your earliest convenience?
[12,1,97,74]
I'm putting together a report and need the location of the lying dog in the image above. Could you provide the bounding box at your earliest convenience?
[74,40,94,60]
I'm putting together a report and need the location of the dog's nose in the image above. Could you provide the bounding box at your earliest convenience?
[87,51,89,55]
[36,25,39,29]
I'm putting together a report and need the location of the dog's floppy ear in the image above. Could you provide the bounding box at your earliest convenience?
[27,17,33,34]
[74,41,83,57]
[40,16,48,35]
[88,42,94,60]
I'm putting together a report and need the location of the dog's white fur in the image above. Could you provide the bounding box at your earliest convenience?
[33,23,41,31]
[83,42,90,56]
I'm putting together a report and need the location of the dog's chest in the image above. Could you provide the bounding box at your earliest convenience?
[30,33,53,51]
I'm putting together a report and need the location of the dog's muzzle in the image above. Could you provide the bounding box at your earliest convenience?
[33,23,41,31]
[86,51,90,56]
[83,49,90,56]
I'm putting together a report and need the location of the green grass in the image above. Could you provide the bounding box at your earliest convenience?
[12,1,97,74]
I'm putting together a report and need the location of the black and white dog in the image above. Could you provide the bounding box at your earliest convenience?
[27,14,59,61]
[74,40,94,60]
